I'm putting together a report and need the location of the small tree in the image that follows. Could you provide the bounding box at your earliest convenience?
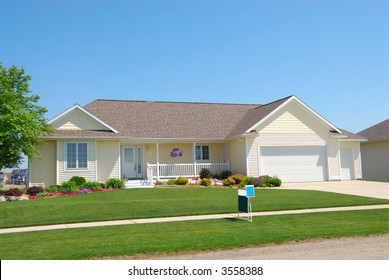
[0,63,52,168]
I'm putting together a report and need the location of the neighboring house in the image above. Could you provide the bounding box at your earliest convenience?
[0,173,9,184]
[29,95,365,187]
[358,119,389,182]
[11,169,29,185]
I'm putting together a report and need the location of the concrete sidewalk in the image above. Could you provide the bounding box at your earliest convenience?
[1,204,389,235]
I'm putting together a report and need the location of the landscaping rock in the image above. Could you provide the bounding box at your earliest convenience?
[18,196,29,201]
[0,196,6,202]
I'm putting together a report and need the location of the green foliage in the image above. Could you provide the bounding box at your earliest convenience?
[154,180,164,186]
[220,170,232,180]
[199,168,212,179]
[68,176,86,187]
[45,185,59,193]
[26,186,44,196]
[230,173,246,184]
[58,181,78,193]
[82,181,102,191]
[240,176,254,187]
[222,177,235,186]
[105,178,125,189]
[0,63,53,168]
[269,177,282,187]
[166,179,176,185]
[200,178,211,186]
[5,188,23,196]
[37,191,48,198]
[175,177,189,185]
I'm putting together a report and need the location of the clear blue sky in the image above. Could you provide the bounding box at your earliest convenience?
[1,0,388,134]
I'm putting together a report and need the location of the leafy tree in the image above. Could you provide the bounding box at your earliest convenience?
[0,62,53,168]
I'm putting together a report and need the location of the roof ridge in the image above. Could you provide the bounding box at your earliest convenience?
[91,99,261,107]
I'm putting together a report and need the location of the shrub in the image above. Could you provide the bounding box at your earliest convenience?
[154,180,164,186]
[252,177,264,187]
[37,191,48,198]
[5,188,23,197]
[105,178,125,189]
[82,181,102,191]
[176,177,189,185]
[199,168,212,179]
[262,176,273,187]
[240,176,254,188]
[222,177,235,187]
[231,173,246,184]
[166,179,176,185]
[200,178,211,186]
[26,186,44,196]
[269,177,282,187]
[46,185,59,193]
[58,181,78,193]
[220,170,232,180]
[68,176,86,186]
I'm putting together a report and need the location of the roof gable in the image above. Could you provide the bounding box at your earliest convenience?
[49,104,118,133]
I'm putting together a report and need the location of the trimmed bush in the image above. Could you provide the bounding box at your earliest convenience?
[166,179,176,185]
[68,176,86,187]
[46,185,60,193]
[176,177,189,185]
[200,178,211,186]
[230,173,246,184]
[199,168,212,179]
[5,188,23,197]
[269,177,282,187]
[105,178,125,189]
[82,181,102,191]
[222,177,235,187]
[220,170,232,180]
[58,181,78,193]
[26,186,44,196]
[240,176,254,188]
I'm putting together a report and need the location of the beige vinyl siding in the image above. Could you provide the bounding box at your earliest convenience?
[51,108,107,131]
[228,139,246,174]
[246,137,259,176]
[57,140,96,184]
[361,142,389,182]
[30,141,56,187]
[339,141,363,179]
[97,140,120,181]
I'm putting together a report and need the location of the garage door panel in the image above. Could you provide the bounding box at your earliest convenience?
[260,146,327,182]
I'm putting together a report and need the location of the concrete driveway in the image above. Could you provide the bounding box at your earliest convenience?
[282,180,389,200]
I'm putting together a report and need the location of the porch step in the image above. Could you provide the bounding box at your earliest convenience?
[125,179,154,189]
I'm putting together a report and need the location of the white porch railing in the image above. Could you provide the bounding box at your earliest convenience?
[147,162,230,179]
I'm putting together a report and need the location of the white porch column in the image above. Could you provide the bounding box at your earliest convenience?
[193,142,197,177]
[156,142,160,180]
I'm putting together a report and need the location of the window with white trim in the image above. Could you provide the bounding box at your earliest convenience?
[66,142,88,169]
[195,145,210,161]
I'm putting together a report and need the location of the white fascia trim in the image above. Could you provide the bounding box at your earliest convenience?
[339,138,368,142]
[48,104,119,133]
[245,95,342,134]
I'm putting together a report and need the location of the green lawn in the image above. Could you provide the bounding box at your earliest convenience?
[1,208,389,259]
[1,188,388,229]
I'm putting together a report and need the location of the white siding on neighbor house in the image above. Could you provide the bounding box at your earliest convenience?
[30,141,57,187]
[96,140,120,182]
[51,108,108,131]
[57,140,97,184]
[361,142,389,182]
[339,141,363,180]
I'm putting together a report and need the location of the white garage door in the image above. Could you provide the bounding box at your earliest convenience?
[260,146,327,182]
[340,148,354,180]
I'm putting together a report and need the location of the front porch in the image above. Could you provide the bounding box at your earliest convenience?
[146,162,230,181]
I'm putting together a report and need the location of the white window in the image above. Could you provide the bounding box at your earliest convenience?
[66,142,88,169]
[195,145,210,161]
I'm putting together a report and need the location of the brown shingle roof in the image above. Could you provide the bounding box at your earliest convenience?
[358,119,389,142]
[337,128,367,141]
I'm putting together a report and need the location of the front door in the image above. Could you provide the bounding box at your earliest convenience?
[122,146,143,179]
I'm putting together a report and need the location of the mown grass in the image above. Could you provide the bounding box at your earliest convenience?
[1,188,388,228]
[1,209,389,259]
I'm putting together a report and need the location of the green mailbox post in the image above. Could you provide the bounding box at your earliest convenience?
[238,185,255,222]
